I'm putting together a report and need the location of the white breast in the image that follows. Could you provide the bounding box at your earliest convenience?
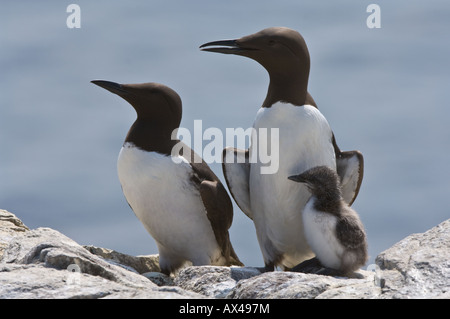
[302,200,344,270]
[249,103,336,267]
[117,143,222,266]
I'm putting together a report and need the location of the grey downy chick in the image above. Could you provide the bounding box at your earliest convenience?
[288,166,368,275]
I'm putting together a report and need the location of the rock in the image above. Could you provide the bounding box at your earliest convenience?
[174,266,262,298]
[1,209,449,299]
[0,263,191,299]
[175,219,450,299]
[0,210,202,299]
[83,245,160,274]
[227,270,380,299]
[141,272,174,286]
[0,209,29,260]
[0,210,29,232]
[375,219,450,298]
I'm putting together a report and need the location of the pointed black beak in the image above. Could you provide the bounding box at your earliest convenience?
[200,39,251,55]
[288,175,305,183]
[91,80,129,96]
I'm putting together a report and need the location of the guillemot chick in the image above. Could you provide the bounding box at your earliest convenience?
[201,27,364,270]
[91,80,242,275]
[288,166,368,275]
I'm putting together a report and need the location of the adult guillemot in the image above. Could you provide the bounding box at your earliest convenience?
[91,80,242,275]
[201,27,363,270]
[288,166,368,275]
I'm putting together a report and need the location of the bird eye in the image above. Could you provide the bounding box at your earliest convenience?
[268,40,276,46]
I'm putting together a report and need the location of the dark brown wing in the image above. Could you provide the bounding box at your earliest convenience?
[198,179,242,266]
[188,154,243,266]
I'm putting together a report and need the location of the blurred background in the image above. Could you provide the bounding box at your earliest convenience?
[1,0,449,267]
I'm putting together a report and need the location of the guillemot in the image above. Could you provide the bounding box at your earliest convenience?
[200,27,363,270]
[91,80,242,275]
[288,166,368,275]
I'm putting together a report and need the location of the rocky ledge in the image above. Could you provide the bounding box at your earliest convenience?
[0,209,448,299]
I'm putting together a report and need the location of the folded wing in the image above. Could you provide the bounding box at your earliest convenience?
[222,147,253,220]
[332,134,364,205]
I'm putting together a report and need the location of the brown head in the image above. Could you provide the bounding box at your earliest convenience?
[91,80,182,154]
[200,27,315,107]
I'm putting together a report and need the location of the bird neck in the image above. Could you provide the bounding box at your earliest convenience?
[312,190,343,216]
[262,71,309,108]
[124,118,178,154]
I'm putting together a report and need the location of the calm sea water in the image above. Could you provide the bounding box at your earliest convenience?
[1,1,449,267]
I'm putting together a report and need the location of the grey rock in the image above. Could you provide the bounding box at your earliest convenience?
[0,209,29,260]
[376,219,450,298]
[83,245,160,274]
[1,209,449,299]
[176,219,450,299]
[174,266,262,298]
[0,211,202,299]
[0,210,29,232]
[227,270,380,299]
[141,272,174,286]
[0,263,198,299]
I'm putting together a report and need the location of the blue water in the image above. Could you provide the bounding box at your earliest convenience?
[1,1,449,268]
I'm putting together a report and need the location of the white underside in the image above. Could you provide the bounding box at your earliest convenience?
[302,200,344,270]
[117,143,223,271]
[249,102,336,268]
